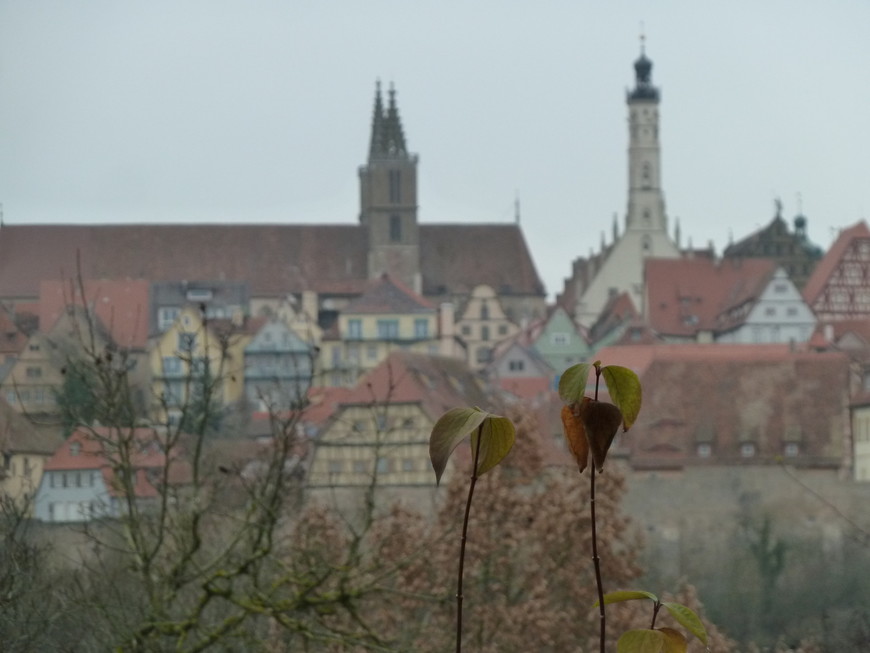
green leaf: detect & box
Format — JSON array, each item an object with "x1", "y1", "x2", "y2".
[
  {"x1": 595, "y1": 589, "x2": 658, "y2": 607},
  {"x1": 617, "y1": 629, "x2": 665, "y2": 653},
  {"x1": 662, "y1": 602, "x2": 708, "y2": 645},
  {"x1": 470, "y1": 414, "x2": 516, "y2": 477},
  {"x1": 658, "y1": 628, "x2": 688, "y2": 653},
  {"x1": 601, "y1": 364, "x2": 642, "y2": 430},
  {"x1": 558, "y1": 363, "x2": 591, "y2": 403},
  {"x1": 429, "y1": 407, "x2": 487, "y2": 485}
]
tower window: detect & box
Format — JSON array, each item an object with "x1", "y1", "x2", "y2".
[
  {"x1": 642, "y1": 162, "x2": 651, "y2": 188},
  {"x1": 389, "y1": 170, "x2": 401, "y2": 203},
  {"x1": 389, "y1": 215, "x2": 402, "y2": 242}
]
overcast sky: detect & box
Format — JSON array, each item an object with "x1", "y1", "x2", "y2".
[{"x1": 2, "y1": 2, "x2": 868, "y2": 299}]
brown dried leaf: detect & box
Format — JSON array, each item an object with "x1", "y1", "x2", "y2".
[
  {"x1": 578, "y1": 400, "x2": 623, "y2": 472},
  {"x1": 560, "y1": 402, "x2": 588, "y2": 472}
]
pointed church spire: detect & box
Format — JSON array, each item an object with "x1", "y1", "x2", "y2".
[
  {"x1": 368, "y1": 80, "x2": 385, "y2": 160},
  {"x1": 381, "y1": 82, "x2": 408, "y2": 158}
]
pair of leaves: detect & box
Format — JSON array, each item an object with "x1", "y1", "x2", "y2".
[
  {"x1": 598, "y1": 591, "x2": 707, "y2": 648},
  {"x1": 429, "y1": 407, "x2": 516, "y2": 485},
  {"x1": 558, "y1": 362, "x2": 642, "y2": 472}
]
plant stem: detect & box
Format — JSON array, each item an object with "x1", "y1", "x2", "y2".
[
  {"x1": 456, "y1": 423, "x2": 484, "y2": 653},
  {"x1": 591, "y1": 465, "x2": 606, "y2": 653},
  {"x1": 590, "y1": 364, "x2": 606, "y2": 653}
]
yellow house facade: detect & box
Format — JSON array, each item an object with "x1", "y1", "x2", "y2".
[
  {"x1": 322, "y1": 275, "x2": 439, "y2": 387},
  {"x1": 149, "y1": 307, "x2": 248, "y2": 425}
]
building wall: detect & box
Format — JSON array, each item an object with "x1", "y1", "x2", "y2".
[
  {"x1": 853, "y1": 404, "x2": 870, "y2": 481},
  {"x1": 532, "y1": 307, "x2": 589, "y2": 372},
  {"x1": 456, "y1": 285, "x2": 520, "y2": 371},
  {"x1": 717, "y1": 270, "x2": 817, "y2": 344},
  {"x1": 322, "y1": 311, "x2": 439, "y2": 386},
  {"x1": 33, "y1": 468, "x2": 112, "y2": 522},
  {"x1": 149, "y1": 308, "x2": 247, "y2": 423},
  {"x1": 308, "y1": 403, "x2": 439, "y2": 488},
  {"x1": 576, "y1": 230, "x2": 679, "y2": 328},
  {"x1": 1, "y1": 452, "x2": 48, "y2": 513},
  {"x1": 0, "y1": 333, "x2": 62, "y2": 415}
]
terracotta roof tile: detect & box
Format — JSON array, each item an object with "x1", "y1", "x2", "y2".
[
  {"x1": 43, "y1": 426, "x2": 190, "y2": 498},
  {"x1": 39, "y1": 279, "x2": 150, "y2": 349},
  {"x1": 337, "y1": 351, "x2": 494, "y2": 422},
  {"x1": 590, "y1": 344, "x2": 850, "y2": 468},
  {"x1": 0, "y1": 222, "x2": 545, "y2": 300},
  {"x1": 645, "y1": 257, "x2": 776, "y2": 337},
  {"x1": 343, "y1": 274, "x2": 434, "y2": 314},
  {"x1": 419, "y1": 224, "x2": 545, "y2": 297}
]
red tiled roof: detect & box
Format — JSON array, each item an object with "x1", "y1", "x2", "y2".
[
  {"x1": 38, "y1": 279, "x2": 150, "y2": 349},
  {"x1": 337, "y1": 351, "x2": 494, "y2": 422},
  {"x1": 43, "y1": 426, "x2": 190, "y2": 498},
  {"x1": 599, "y1": 344, "x2": 850, "y2": 469},
  {"x1": 0, "y1": 222, "x2": 545, "y2": 301},
  {"x1": 497, "y1": 377, "x2": 551, "y2": 400},
  {"x1": 645, "y1": 257, "x2": 776, "y2": 337},
  {"x1": 419, "y1": 224, "x2": 545, "y2": 297},
  {"x1": 802, "y1": 221, "x2": 870, "y2": 306},
  {"x1": 343, "y1": 274, "x2": 434, "y2": 314}
]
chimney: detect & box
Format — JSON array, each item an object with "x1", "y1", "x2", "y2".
[
  {"x1": 301, "y1": 291, "x2": 318, "y2": 323},
  {"x1": 439, "y1": 302, "x2": 456, "y2": 357},
  {"x1": 823, "y1": 323, "x2": 834, "y2": 343}
]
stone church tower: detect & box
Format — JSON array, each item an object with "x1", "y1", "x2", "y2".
[
  {"x1": 567, "y1": 43, "x2": 680, "y2": 327},
  {"x1": 358, "y1": 81, "x2": 422, "y2": 293},
  {"x1": 626, "y1": 43, "x2": 667, "y2": 234}
]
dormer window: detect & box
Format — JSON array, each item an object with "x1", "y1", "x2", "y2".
[{"x1": 70, "y1": 442, "x2": 81, "y2": 457}]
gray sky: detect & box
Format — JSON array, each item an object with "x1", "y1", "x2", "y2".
[{"x1": 2, "y1": 1, "x2": 868, "y2": 300}]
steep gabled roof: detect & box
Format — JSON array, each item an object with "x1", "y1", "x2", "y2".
[
  {"x1": 39, "y1": 279, "x2": 150, "y2": 349},
  {"x1": 342, "y1": 274, "x2": 434, "y2": 315},
  {"x1": 645, "y1": 257, "x2": 777, "y2": 337},
  {"x1": 0, "y1": 400, "x2": 63, "y2": 455},
  {"x1": 419, "y1": 224, "x2": 545, "y2": 297},
  {"x1": 802, "y1": 221, "x2": 870, "y2": 307},
  {"x1": 337, "y1": 351, "x2": 494, "y2": 422}
]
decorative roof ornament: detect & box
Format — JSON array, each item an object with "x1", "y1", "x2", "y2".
[{"x1": 628, "y1": 28, "x2": 659, "y2": 102}]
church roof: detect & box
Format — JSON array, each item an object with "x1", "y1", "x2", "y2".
[
  {"x1": 419, "y1": 224, "x2": 545, "y2": 297},
  {"x1": 0, "y1": 222, "x2": 545, "y2": 301}
]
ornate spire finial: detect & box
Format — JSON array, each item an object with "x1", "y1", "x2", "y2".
[
  {"x1": 640, "y1": 21, "x2": 646, "y2": 55},
  {"x1": 774, "y1": 197, "x2": 783, "y2": 218},
  {"x1": 514, "y1": 191, "x2": 521, "y2": 225},
  {"x1": 796, "y1": 192, "x2": 803, "y2": 214}
]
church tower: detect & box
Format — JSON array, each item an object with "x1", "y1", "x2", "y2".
[
  {"x1": 567, "y1": 41, "x2": 679, "y2": 328},
  {"x1": 625, "y1": 38, "x2": 667, "y2": 234},
  {"x1": 359, "y1": 81, "x2": 421, "y2": 293}
]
